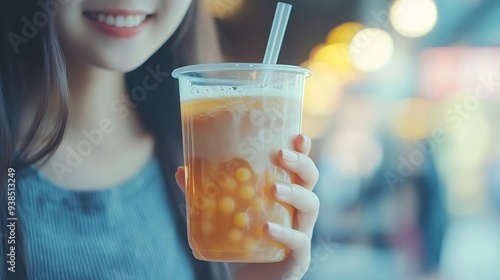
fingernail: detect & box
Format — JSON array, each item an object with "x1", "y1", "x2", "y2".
[
  {"x1": 282, "y1": 149, "x2": 298, "y2": 162},
  {"x1": 275, "y1": 183, "x2": 292, "y2": 196},
  {"x1": 267, "y1": 222, "x2": 283, "y2": 235},
  {"x1": 300, "y1": 133, "x2": 309, "y2": 145}
]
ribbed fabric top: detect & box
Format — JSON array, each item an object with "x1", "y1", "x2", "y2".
[{"x1": 12, "y1": 158, "x2": 195, "y2": 280}]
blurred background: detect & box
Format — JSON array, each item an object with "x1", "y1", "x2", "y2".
[{"x1": 202, "y1": 0, "x2": 500, "y2": 279}]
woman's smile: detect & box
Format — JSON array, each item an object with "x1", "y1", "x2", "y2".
[{"x1": 82, "y1": 10, "x2": 155, "y2": 38}]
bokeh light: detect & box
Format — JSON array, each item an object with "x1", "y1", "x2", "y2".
[
  {"x1": 312, "y1": 44, "x2": 352, "y2": 71},
  {"x1": 349, "y1": 28, "x2": 394, "y2": 72},
  {"x1": 300, "y1": 22, "x2": 368, "y2": 139},
  {"x1": 390, "y1": 0, "x2": 438, "y2": 38},
  {"x1": 302, "y1": 113, "x2": 335, "y2": 139},
  {"x1": 302, "y1": 61, "x2": 342, "y2": 116},
  {"x1": 446, "y1": 173, "x2": 485, "y2": 216},
  {"x1": 391, "y1": 98, "x2": 433, "y2": 139},
  {"x1": 310, "y1": 43, "x2": 358, "y2": 83},
  {"x1": 452, "y1": 115, "x2": 491, "y2": 171},
  {"x1": 326, "y1": 22, "x2": 364, "y2": 45},
  {"x1": 203, "y1": 0, "x2": 244, "y2": 19}
]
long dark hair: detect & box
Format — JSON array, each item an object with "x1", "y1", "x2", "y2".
[{"x1": 1, "y1": 0, "x2": 223, "y2": 279}]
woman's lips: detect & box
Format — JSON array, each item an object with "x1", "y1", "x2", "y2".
[{"x1": 83, "y1": 10, "x2": 153, "y2": 39}]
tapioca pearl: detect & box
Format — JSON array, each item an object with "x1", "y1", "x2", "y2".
[
  {"x1": 235, "y1": 167, "x2": 251, "y2": 183},
  {"x1": 218, "y1": 197, "x2": 235, "y2": 214},
  {"x1": 223, "y1": 177, "x2": 237, "y2": 191},
  {"x1": 243, "y1": 237, "x2": 258, "y2": 251},
  {"x1": 239, "y1": 185, "x2": 256, "y2": 200},
  {"x1": 229, "y1": 228, "x2": 243, "y2": 243},
  {"x1": 233, "y1": 212, "x2": 250, "y2": 228},
  {"x1": 201, "y1": 221, "x2": 214, "y2": 234},
  {"x1": 250, "y1": 198, "x2": 263, "y2": 212}
]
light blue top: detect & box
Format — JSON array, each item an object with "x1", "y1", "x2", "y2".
[{"x1": 7, "y1": 158, "x2": 195, "y2": 280}]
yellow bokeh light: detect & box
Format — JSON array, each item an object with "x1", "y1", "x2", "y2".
[
  {"x1": 392, "y1": 98, "x2": 433, "y2": 139},
  {"x1": 349, "y1": 28, "x2": 394, "y2": 72},
  {"x1": 203, "y1": 0, "x2": 244, "y2": 19},
  {"x1": 390, "y1": 0, "x2": 438, "y2": 38},
  {"x1": 302, "y1": 113, "x2": 334, "y2": 139},
  {"x1": 326, "y1": 22, "x2": 364, "y2": 45},
  {"x1": 312, "y1": 43, "x2": 353, "y2": 70},
  {"x1": 309, "y1": 43, "x2": 360, "y2": 83},
  {"x1": 308, "y1": 44, "x2": 326, "y2": 60},
  {"x1": 302, "y1": 62, "x2": 342, "y2": 117}
]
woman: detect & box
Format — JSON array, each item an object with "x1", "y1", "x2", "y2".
[{"x1": 0, "y1": 0, "x2": 320, "y2": 279}]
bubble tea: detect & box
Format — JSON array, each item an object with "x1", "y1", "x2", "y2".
[{"x1": 172, "y1": 64, "x2": 310, "y2": 262}]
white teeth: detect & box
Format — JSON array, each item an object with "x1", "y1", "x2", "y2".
[
  {"x1": 89, "y1": 12, "x2": 148, "y2": 28},
  {"x1": 134, "y1": 15, "x2": 142, "y2": 26},
  {"x1": 125, "y1": 15, "x2": 135, "y2": 27},
  {"x1": 115, "y1": 15, "x2": 125, "y2": 27},
  {"x1": 105, "y1": 15, "x2": 114, "y2": 25}
]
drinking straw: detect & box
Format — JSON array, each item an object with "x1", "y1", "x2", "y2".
[{"x1": 262, "y1": 2, "x2": 292, "y2": 64}]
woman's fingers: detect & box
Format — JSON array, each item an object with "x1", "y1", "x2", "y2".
[
  {"x1": 272, "y1": 182, "x2": 320, "y2": 237},
  {"x1": 278, "y1": 149, "x2": 319, "y2": 190},
  {"x1": 293, "y1": 133, "x2": 312, "y2": 156},
  {"x1": 266, "y1": 222, "x2": 310, "y2": 252},
  {"x1": 264, "y1": 222, "x2": 311, "y2": 274},
  {"x1": 175, "y1": 166, "x2": 186, "y2": 193}
]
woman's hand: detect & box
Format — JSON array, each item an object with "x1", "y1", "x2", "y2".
[{"x1": 175, "y1": 134, "x2": 320, "y2": 280}]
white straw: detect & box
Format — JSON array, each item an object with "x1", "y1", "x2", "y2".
[{"x1": 262, "y1": 2, "x2": 292, "y2": 64}]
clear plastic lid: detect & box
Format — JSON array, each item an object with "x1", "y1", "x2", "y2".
[{"x1": 172, "y1": 63, "x2": 311, "y2": 79}]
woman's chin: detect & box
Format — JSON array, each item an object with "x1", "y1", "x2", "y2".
[{"x1": 90, "y1": 57, "x2": 151, "y2": 73}]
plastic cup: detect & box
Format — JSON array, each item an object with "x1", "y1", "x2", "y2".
[{"x1": 172, "y1": 63, "x2": 311, "y2": 262}]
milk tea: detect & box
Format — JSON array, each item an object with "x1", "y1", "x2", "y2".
[{"x1": 181, "y1": 94, "x2": 301, "y2": 262}]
